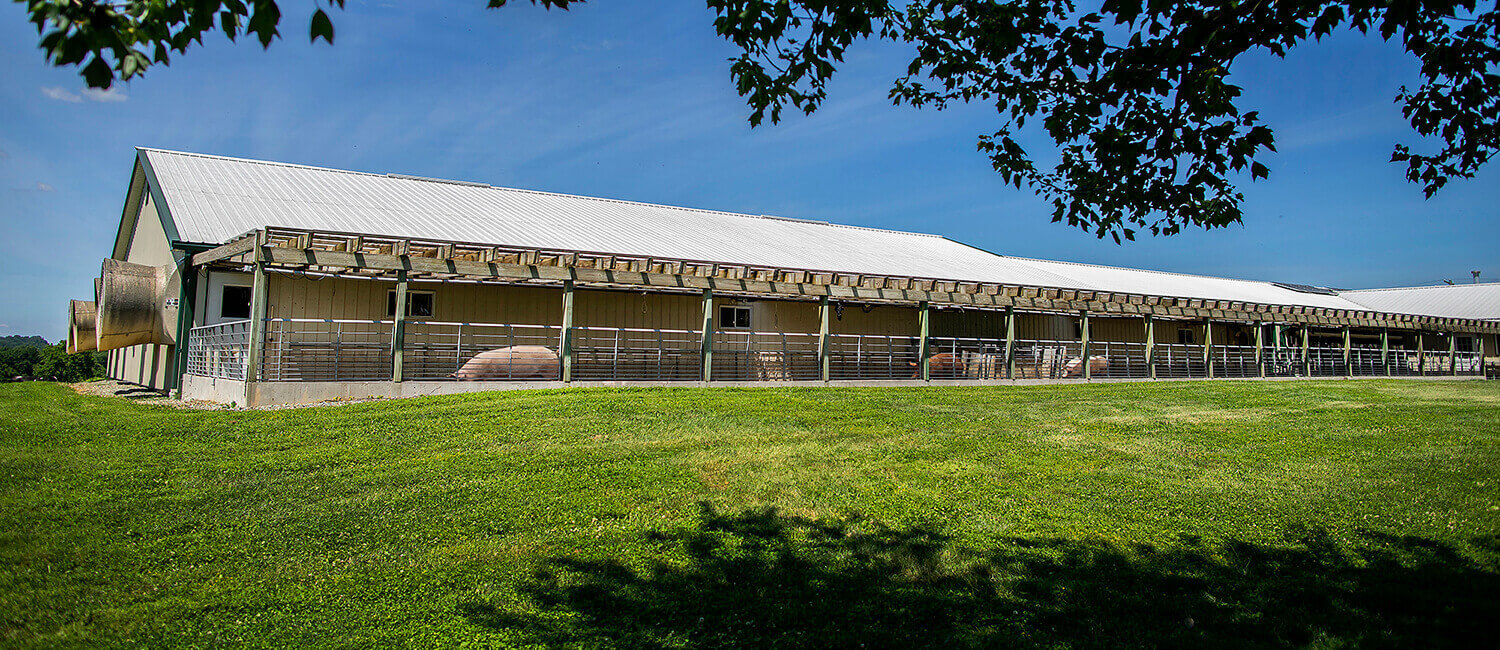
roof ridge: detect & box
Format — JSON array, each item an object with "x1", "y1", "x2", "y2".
[
  {"x1": 1343, "y1": 282, "x2": 1500, "y2": 293},
  {"x1": 998, "y1": 253, "x2": 1313, "y2": 290},
  {"x1": 139, "y1": 147, "x2": 944, "y2": 240}
]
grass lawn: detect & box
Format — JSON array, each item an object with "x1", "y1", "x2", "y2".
[{"x1": 1, "y1": 380, "x2": 1497, "y2": 647}]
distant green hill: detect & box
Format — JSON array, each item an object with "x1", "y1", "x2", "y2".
[{"x1": 0, "y1": 335, "x2": 49, "y2": 349}]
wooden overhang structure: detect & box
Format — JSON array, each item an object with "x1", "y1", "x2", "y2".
[
  {"x1": 169, "y1": 225, "x2": 1497, "y2": 390},
  {"x1": 191, "y1": 226, "x2": 1500, "y2": 335}
]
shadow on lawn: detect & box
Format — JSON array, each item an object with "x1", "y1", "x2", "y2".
[{"x1": 460, "y1": 504, "x2": 1497, "y2": 648}]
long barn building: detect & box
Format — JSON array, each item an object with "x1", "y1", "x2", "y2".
[{"x1": 69, "y1": 148, "x2": 1498, "y2": 406}]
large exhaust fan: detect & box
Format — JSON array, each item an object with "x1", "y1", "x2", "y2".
[{"x1": 95, "y1": 259, "x2": 180, "y2": 351}]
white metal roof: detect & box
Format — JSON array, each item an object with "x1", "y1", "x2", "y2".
[
  {"x1": 1342, "y1": 283, "x2": 1500, "y2": 321},
  {"x1": 140, "y1": 147, "x2": 1376, "y2": 311}
]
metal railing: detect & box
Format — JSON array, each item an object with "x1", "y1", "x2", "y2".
[
  {"x1": 261, "y1": 318, "x2": 394, "y2": 381},
  {"x1": 1013, "y1": 339, "x2": 1086, "y2": 379},
  {"x1": 201, "y1": 317, "x2": 1487, "y2": 385},
  {"x1": 1264, "y1": 348, "x2": 1301, "y2": 377},
  {"x1": 1307, "y1": 345, "x2": 1345, "y2": 377},
  {"x1": 572, "y1": 326, "x2": 701, "y2": 381},
  {"x1": 186, "y1": 320, "x2": 252, "y2": 380},
  {"x1": 1090, "y1": 341, "x2": 1151, "y2": 379},
  {"x1": 1155, "y1": 343, "x2": 1207, "y2": 378},
  {"x1": 403, "y1": 321, "x2": 563, "y2": 380},
  {"x1": 827, "y1": 333, "x2": 920, "y2": 380},
  {"x1": 711, "y1": 330, "x2": 821, "y2": 381},
  {"x1": 1350, "y1": 347, "x2": 1384, "y2": 376},
  {"x1": 926, "y1": 336, "x2": 1007, "y2": 379},
  {"x1": 1456, "y1": 351, "x2": 1483, "y2": 375}
]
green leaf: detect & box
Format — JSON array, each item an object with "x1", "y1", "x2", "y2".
[{"x1": 310, "y1": 9, "x2": 334, "y2": 44}]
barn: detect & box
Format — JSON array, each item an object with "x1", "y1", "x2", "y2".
[{"x1": 68, "y1": 148, "x2": 1497, "y2": 406}]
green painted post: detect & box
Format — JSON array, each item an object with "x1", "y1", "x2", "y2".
[
  {"x1": 817, "y1": 296, "x2": 831, "y2": 382},
  {"x1": 1252, "y1": 323, "x2": 1261, "y2": 372},
  {"x1": 1449, "y1": 332, "x2": 1458, "y2": 376},
  {"x1": 699, "y1": 289, "x2": 714, "y2": 382},
  {"x1": 1145, "y1": 314, "x2": 1156, "y2": 380},
  {"x1": 1204, "y1": 317, "x2": 1214, "y2": 379},
  {"x1": 559, "y1": 279, "x2": 575, "y2": 382},
  {"x1": 918, "y1": 301, "x2": 931, "y2": 381},
  {"x1": 244, "y1": 231, "x2": 269, "y2": 383},
  {"x1": 1301, "y1": 326, "x2": 1311, "y2": 377},
  {"x1": 1080, "y1": 310, "x2": 1091, "y2": 380},
  {"x1": 1004, "y1": 306, "x2": 1017, "y2": 380},
  {"x1": 1417, "y1": 332, "x2": 1426, "y2": 377},
  {"x1": 1343, "y1": 325, "x2": 1352, "y2": 378},
  {"x1": 1381, "y1": 328, "x2": 1390, "y2": 377},
  {"x1": 172, "y1": 262, "x2": 198, "y2": 397},
  {"x1": 391, "y1": 270, "x2": 408, "y2": 382}
]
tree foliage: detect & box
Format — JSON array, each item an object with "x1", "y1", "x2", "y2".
[
  {"x1": 0, "y1": 340, "x2": 103, "y2": 381},
  {"x1": 20, "y1": 1, "x2": 1500, "y2": 241}
]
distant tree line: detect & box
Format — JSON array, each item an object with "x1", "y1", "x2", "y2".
[{"x1": 0, "y1": 337, "x2": 107, "y2": 382}]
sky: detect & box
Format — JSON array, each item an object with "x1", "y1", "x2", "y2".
[{"x1": 1, "y1": 1, "x2": 1496, "y2": 341}]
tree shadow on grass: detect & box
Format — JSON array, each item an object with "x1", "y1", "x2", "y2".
[{"x1": 459, "y1": 504, "x2": 1497, "y2": 648}]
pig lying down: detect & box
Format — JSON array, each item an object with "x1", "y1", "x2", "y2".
[
  {"x1": 1062, "y1": 355, "x2": 1109, "y2": 378},
  {"x1": 453, "y1": 345, "x2": 560, "y2": 380}
]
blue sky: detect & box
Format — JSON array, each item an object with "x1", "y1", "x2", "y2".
[{"x1": 1, "y1": 1, "x2": 1496, "y2": 340}]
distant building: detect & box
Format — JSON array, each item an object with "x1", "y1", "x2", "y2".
[{"x1": 71, "y1": 148, "x2": 1497, "y2": 406}]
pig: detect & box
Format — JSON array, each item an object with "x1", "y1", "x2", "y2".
[
  {"x1": 910, "y1": 352, "x2": 966, "y2": 379},
  {"x1": 1062, "y1": 355, "x2": 1109, "y2": 378},
  {"x1": 453, "y1": 345, "x2": 560, "y2": 380}
]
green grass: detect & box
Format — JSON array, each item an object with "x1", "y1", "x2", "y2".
[{"x1": 2, "y1": 380, "x2": 1497, "y2": 647}]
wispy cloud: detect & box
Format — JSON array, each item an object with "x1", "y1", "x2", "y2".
[
  {"x1": 81, "y1": 87, "x2": 128, "y2": 102},
  {"x1": 40, "y1": 86, "x2": 129, "y2": 103},
  {"x1": 40, "y1": 87, "x2": 82, "y2": 102},
  {"x1": 35, "y1": 183, "x2": 54, "y2": 192}
]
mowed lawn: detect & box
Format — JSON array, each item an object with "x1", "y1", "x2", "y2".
[{"x1": 1, "y1": 381, "x2": 1498, "y2": 647}]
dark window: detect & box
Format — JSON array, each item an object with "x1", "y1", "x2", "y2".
[
  {"x1": 1177, "y1": 329, "x2": 1195, "y2": 345},
  {"x1": 387, "y1": 290, "x2": 435, "y2": 318},
  {"x1": 1457, "y1": 337, "x2": 1474, "y2": 352},
  {"x1": 221, "y1": 285, "x2": 251, "y2": 319},
  {"x1": 718, "y1": 305, "x2": 751, "y2": 329}
]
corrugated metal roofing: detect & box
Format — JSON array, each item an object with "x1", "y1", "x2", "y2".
[
  {"x1": 140, "y1": 147, "x2": 1377, "y2": 311},
  {"x1": 1342, "y1": 283, "x2": 1500, "y2": 321}
]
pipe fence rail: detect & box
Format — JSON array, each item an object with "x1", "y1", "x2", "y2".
[
  {"x1": 572, "y1": 326, "x2": 702, "y2": 381},
  {"x1": 185, "y1": 317, "x2": 1492, "y2": 385},
  {"x1": 1155, "y1": 343, "x2": 1206, "y2": 379},
  {"x1": 926, "y1": 336, "x2": 1008, "y2": 380},
  {"x1": 826, "y1": 333, "x2": 921, "y2": 380},
  {"x1": 185, "y1": 320, "x2": 251, "y2": 380},
  {"x1": 404, "y1": 321, "x2": 563, "y2": 381},
  {"x1": 711, "y1": 330, "x2": 821, "y2": 381},
  {"x1": 261, "y1": 318, "x2": 394, "y2": 382}
]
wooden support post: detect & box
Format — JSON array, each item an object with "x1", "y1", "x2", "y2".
[
  {"x1": 241, "y1": 230, "x2": 270, "y2": 384},
  {"x1": 1204, "y1": 317, "x2": 1214, "y2": 379},
  {"x1": 918, "y1": 301, "x2": 931, "y2": 381},
  {"x1": 699, "y1": 288, "x2": 714, "y2": 382},
  {"x1": 391, "y1": 270, "x2": 408, "y2": 382},
  {"x1": 817, "y1": 296, "x2": 831, "y2": 382},
  {"x1": 1343, "y1": 325, "x2": 1352, "y2": 378},
  {"x1": 1381, "y1": 328, "x2": 1391, "y2": 377},
  {"x1": 172, "y1": 261, "x2": 198, "y2": 398},
  {"x1": 1004, "y1": 306, "x2": 1017, "y2": 380},
  {"x1": 1301, "y1": 326, "x2": 1311, "y2": 377},
  {"x1": 1080, "y1": 310, "x2": 1091, "y2": 380},
  {"x1": 245, "y1": 266, "x2": 269, "y2": 382},
  {"x1": 1254, "y1": 322, "x2": 1265, "y2": 378},
  {"x1": 1480, "y1": 334, "x2": 1489, "y2": 379},
  {"x1": 560, "y1": 279, "x2": 575, "y2": 382},
  {"x1": 1417, "y1": 332, "x2": 1426, "y2": 377},
  {"x1": 1449, "y1": 332, "x2": 1458, "y2": 376},
  {"x1": 1145, "y1": 315, "x2": 1156, "y2": 380}
]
